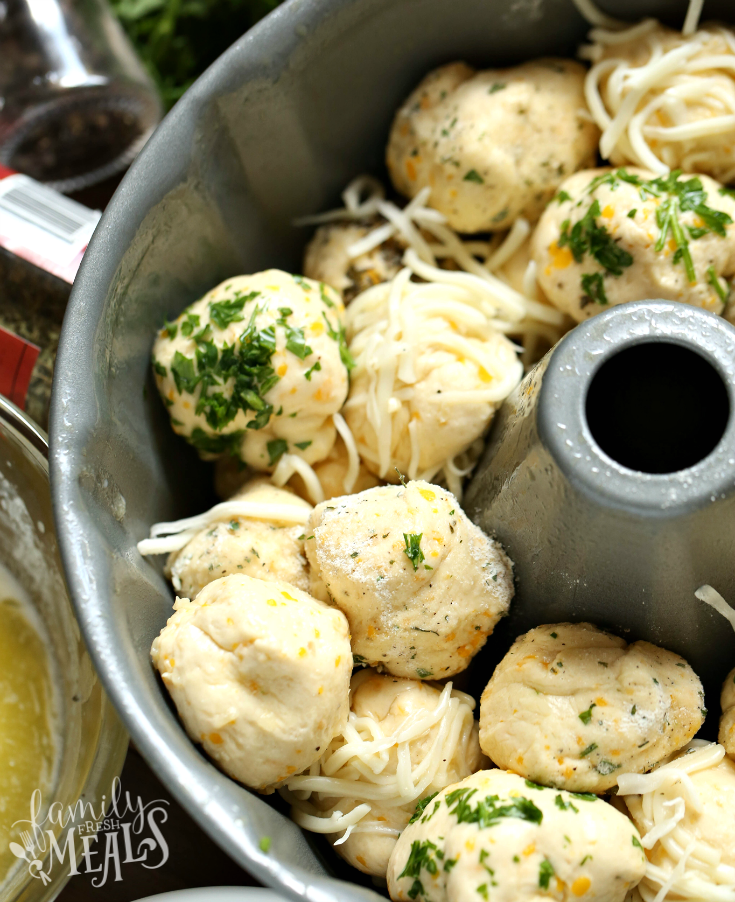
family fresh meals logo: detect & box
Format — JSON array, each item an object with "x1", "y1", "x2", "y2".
[{"x1": 9, "y1": 778, "x2": 170, "y2": 887}]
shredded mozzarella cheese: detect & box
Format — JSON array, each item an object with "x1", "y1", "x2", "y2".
[
  {"x1": 281, "y1": 680, "x2": 478, "y2": 842},
  {"x1": 271, "y1": 453, "x2": 325, "y2": 505},
  {"x1": 695, "y1": 584, "x2": 735, "y2": 634},
  {"x1": 580, "y1": 4, "x2": 735, "y2": 178},
  {"x1": 618, "y1": 742, "x2": 735, "y2": 901},
  {"x1": 137, "y1": 500, "x2": 311, "y2": 555}
]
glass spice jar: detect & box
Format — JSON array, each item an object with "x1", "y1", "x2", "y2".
[{"x1": 0, "y1": 0, "x2": 162, "y2": 193}]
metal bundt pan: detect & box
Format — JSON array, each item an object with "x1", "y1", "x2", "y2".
[{"x1": 49, "y1": 0, "x2": 735, "y2": 899}]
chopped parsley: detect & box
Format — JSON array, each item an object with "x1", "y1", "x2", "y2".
[
  {"x1": 579, "y1": 743, "x2": 598, "y2": 758},
  {"x1": 627, "y1": 208, "x2": 637, "y2": 218},
  {"x1": 554, "y1": 794, "x2": 578, "y2": 813},
  {"x1": 553, "y1": 190, "x2": 572, "y2": 205},
  {"x1": 162, "y1": 318, "x2": 178, "y2": 339},
  {"x1": 416, "y1": 668, "x2": 433, "y2": 678},
  {"x1": 259, "y1": 836, "x2": 271, "y2": 853},
  {"x1": 304, "y1": 360, "x2": 322, "y2": 381},
  {"x1": 539, "y1": 858, "x2": 555, "y2": 890},
  {"x1": 153, "y1": 360, "x2": 167, "y2": 378},
  {"x1": 632, "y1": 835, "x2": 643, "y2": 851},
  {"x1": 277, "y1": 307, "x2": 313, "y2": 360},
  {"x1": 321, "y1": 312, "x2": 355, "y2": 371},
  {"x1": 558, "y1": 199, "x2": 633, "y2": 275},
  {"x1": 579, "y1": 703, "x2": 597, "y2": 725},
  {"x1": 550, "y1": 631, "x2": 558, "y2": 639},
  {"x1": 294, "y1": 440, "x2": 312, "y2": 450},
  {"x1": 445, "y1": 787, "x2": 543, "y2": 828},
  {"x1": 267, "y1": 438, "x2": 288, "y2": 466},
  {"x1": 188, "y1": 428, "x2": 243, "y2": 456},
  {"x1": 581, "y1": 272, "x2": 608, "y2": 306},
  {"x1": 489, "y1": 82, "x2": 506, "y2": 93},
  {"x1": 408, "y1": 792, "x2": 439, "y2": 825},
  {"x1": 209, "y1": 291, "x2": 259, "y2": 330},
  {"x1": 708, "y1": 266, "x2": 729, "y2": 303},
  {"x1": 568, "y1": 791, "x2": 598, "y2": 801},
  {"x1": 631, "y1": 705, "x2": 637, "y2": 715},
  {"x1": 403, "y1": 533, "x2": 425, "y2": 571},
  {"x1": 444, "y1": 857, "x2": 458, "y2": 872},
  {"x1": 319, "y1": 283, "x2": 335, "y2": 308},
  {"x1": 180, "y1": 312, "x2": 201, "y2": 336},
  {"x1": 398, "y1": 839, "x2": 440, "y2": 900},
  {"x1": 595, "y1": 760, "x2": 621, "y2": 776},
  {"x1": 524, "y1": 780, "x2": 546, "y2": 791},
  {"x1": 464, "y1": 169, "x2": 484, "y2": 184}
]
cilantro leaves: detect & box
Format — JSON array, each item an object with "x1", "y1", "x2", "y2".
[{"x1": 209, "y1": 290, "x2": 260, "y2": 330}]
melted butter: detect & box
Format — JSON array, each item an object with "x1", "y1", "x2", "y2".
[{"x1": 0, "y1": 562, "x2": 57, "y2": 888}]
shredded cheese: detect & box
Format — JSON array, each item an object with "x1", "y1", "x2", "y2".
[
  {"x1": 271, "y1": 453, "x2": 325, "y2": 505},
  {"x1": 281, "y1": 678, "x2": 478, "y2": 843},
  {"x1": 137, "y1": 500, "x2": 311, "y2": 555},
  {"x1": 579, "y1": 4, "x2": 735, "y2": 180},
  {"x1": 695, "y1": 584, "x2": 735, "y2": 634},
  {"x1": 618, "y1": 741, "x2": 735, "y2": 902}
]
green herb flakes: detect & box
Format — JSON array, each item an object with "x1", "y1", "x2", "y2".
[
  {"x1": 409, "y1": 792, "x2": 440, "y2": 825},
  {"x1": 210, "y1": 291, "x2": 260, "y2": 330},
  {"x1": 259, "y1": 836, "x2": 271, "y2": 853},
  {"x1": 304, "y1": 360, "x2": 322, "y2": 381},
  {"x1": 554, "y1": 794, "x2": 578, "y2": 813},
  {"x1": 464, "y1": 169, "x2": 485, "y2": 184},
  {"x1": 581, "y1": 272, "x2": 608, "y2": 306},
  {"x1": 416, "y1": 668, "x2": 433, "y2": 678},
  {"x1": 294, "y1": 440, "x2": 312, "y2": 450},
  {"x1": 579, "y1": 703, "x2": 597, "y2": 725},
  {"x1": 539, "y1": 858, "x2": 555, "y2": 890},
  {"x1": 708, "y1": 266, "x2": 729, "y2": 303},
  {"x1": 445, "y1": 787, "x2": 543, "y2": 829},
  {"x1": 267, "y1": 438, "x2": 288, "y2": 466},
  {"x1": 403, "y1": 533, "x2": 425, "y2": 571},
  {"x1": 579, "y1": 743, "x2": 598, "y2": 758}
]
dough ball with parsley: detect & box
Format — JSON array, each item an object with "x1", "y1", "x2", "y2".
[
  {"x1": 386, "y1": 59, "x2": 598, "y2": 233},
  {"x1": 289, "y1": 668, "x2": 485, "y2": 878},
  {"x1": 165, "y1": 478, "x2": 312, "y2": 599},
  {"x1": 532, "y1": 167, "x2": 735, "y2": 322},
  {"x1": 288, "y1": 436, "x2": 383, "y2": 503},
  {"x1": 719, "y1": 666, "x2": 735, "y2": 758},
  {"x1": 303, "y1": 220, "x2": 406, "y2": 303},
  {"x1": 386, "y1": 769, "x2": 646, "y2": 902},
  {"x1": 479, "y1": 623, "x2": 705, "y2": 794},
  {"x1": 151, "y1": 270, "x2": 350, "y2": 470},
  {"x1": 151, "y1": 573, "x2": 352, "y2": 793},
  {"x1": 303, "y1": 480, "x2": 514, "y2": 680}
]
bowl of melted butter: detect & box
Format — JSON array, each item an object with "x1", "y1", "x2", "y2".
[{"x1": 0, "y1": 397, "x2": 127, "y2": 902}]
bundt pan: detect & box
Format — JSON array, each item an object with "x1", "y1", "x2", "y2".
[{"x1": 49, "y1": 0, "x2": 735, "y2": 900}]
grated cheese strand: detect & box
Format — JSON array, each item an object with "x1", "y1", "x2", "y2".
[
  {"x1": 332, "y1": 413, "x2": 360, "y2": 494},
  {"x1": 695, "y1": 584, "x2": 735, "y2": 635}
]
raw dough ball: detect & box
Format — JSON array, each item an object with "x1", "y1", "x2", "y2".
[
  {"x1": 344, "y1": 287, "x2": 522, "y2": 486},
  {"x1": 386, "y1": 59, "x2": 598, "y2": 233},
  {"x1": 151, "y1": 573, "x2": 351, "y2": 792},
  {"x1": 386, "y1": 769, "x2": 646, "y2": 902},
  {"x1": 152, "y1": 270, "x2": 349, "y2": 469},
  {"x1": 303, "y1": 220, "x2": 406, "y2": 303},
  {"x1": 479, "y1": 623, "x2": 705, "y2": 793},
  {"x1": 622, "y1": 742, "x2": 735, "y2": 901},
  {"x1": 304, "y1": 480, "x2": 514, "y2": 679},
  {"x1": 165, "y1": 478, "x2": 311, "y2": 598},
  {"x1": 532, "y1": 167, "x2": 735, "y2": 322},
  {"x1": 719, "y1": 666, "x2": 735, "y2": 757},
  {"x1": 293, "y1": 669, "x2": 485, "y2": 878}
]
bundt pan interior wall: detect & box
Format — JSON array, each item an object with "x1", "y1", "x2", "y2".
[{"x1": 49, "y1": 1, "x2": 735, "y2": 901}]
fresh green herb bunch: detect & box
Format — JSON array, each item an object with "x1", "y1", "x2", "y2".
[{"x1": 112, "y1": 0, "x2": 285, "y2": 107}]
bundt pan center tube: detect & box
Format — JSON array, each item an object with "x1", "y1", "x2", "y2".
[{"x1": 465, "y1": 299, "x2": 735, "y2": 705}]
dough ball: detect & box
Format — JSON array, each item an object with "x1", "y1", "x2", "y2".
[
  {"x1": 719, "y1": 666, "x2": 735, "y2": 758},
  {"x1": 386, "y1": 769, "x2": 646, "y2": 902},
  {"x1": 386, "y1": 59, "x2": 598, "y2": 233},
  {"x1": 288, "y1": 436, "x2": 383, "y2": 503},
  {"x1": 303, "y1": 220, "x2": 406, "y2": 303},
  {"x1": 292, "y1": 669, "x2": 485, "y2": 877},
  {"x1": 165, "y1": 478, "x2": 311, "y2": 598},
  {"x1": 532, "y1": 167, "x2": 735, "y2": 322},
  {"x1": 622, "y1": 741, "x2": 735, "y2": 901},
  {"x1": 151, "y1": 573, "x2": 351, "y2": 792},
  {"x1": 479, "y1": 623, "x2": 705, "y2": 793},
  {"x1": 151, "y1": 270, "x2": 349, "y2": 469},
  {"x1": 590, "y1": 23, "x2": 735, "y2": 183},
  {"x1": 344, "y1": 289, "x2": 522, "y2": 486},
  {"x1": 304, "y1": 480, "x2": 514, "y2": 679}
]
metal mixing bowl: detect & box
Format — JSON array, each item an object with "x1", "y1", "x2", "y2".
[
  {"x1": 0, "y1": 397, "x2": 127, "y2": 902},
  {"x1": 49, "y1": 1, "x2": 735, "y2": 900}
]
